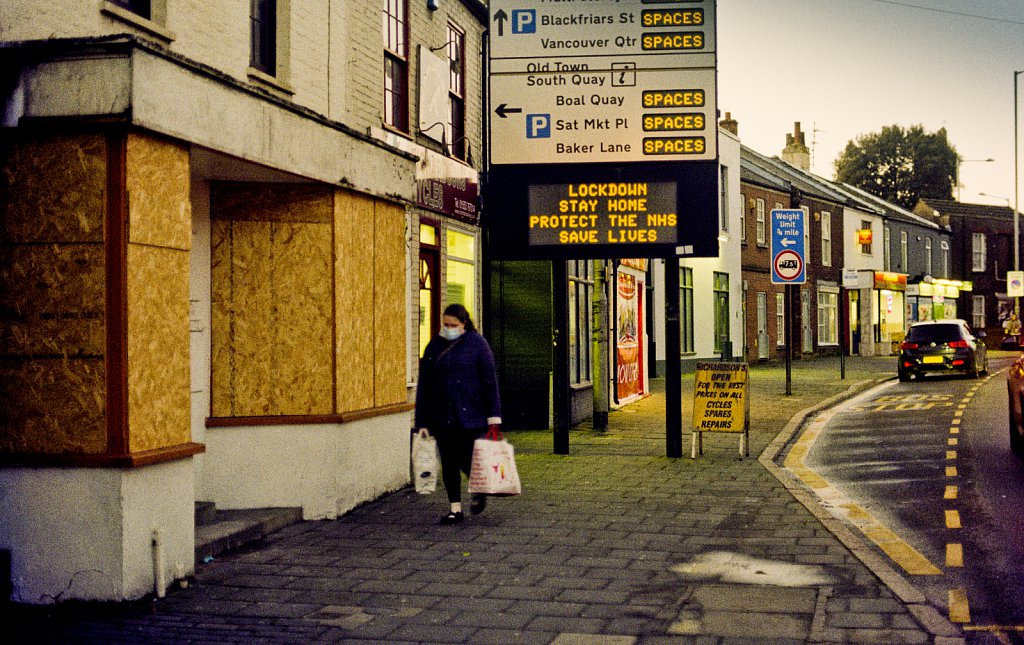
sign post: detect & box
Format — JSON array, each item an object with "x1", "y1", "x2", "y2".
[{"x1": 771, "y1": 209, "x2": 806, "y2": 395}]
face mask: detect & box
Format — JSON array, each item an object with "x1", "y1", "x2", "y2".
[{"x1": 440, "y1": 327, "x2": 464, "y2": 342}]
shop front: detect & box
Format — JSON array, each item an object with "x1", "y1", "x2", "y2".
[
  {"x1": 906, "y1": 278, "x2": 966, "y2": 324},
  {"x1": 873, "y1": 271, "x2": 907, "y2": 354}
]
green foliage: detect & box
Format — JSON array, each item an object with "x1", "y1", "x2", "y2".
[{"x1": 834, "y1": 125, "x2": 958, "y2": 209}]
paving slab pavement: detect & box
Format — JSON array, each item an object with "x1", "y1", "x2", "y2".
[{"x1": 6, "y1": 356, "x2": 968, "y2": 644}]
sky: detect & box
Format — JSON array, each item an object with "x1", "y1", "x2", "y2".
[{"x1": 716, "y1": 0, "x2": 1024, "y2": 208}]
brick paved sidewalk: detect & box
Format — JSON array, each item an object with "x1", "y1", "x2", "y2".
[{"x1": 7, "y1": 356, "x2": 968, "y2": 644}]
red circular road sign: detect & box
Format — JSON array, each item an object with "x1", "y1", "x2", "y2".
[{"x1": 773, "y1": 249, "x2": 803, "y2": 281}]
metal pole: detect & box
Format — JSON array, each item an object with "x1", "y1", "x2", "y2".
[
  {"x1": 665, "y1": 256, "x2": 683, "y2": 458},
  {"x1": 840, "y1": 286, "x2": 846, "y2": 380},
  {"x1": 1016, "y1": 71, "x2": 1021, "y2": 316},
  {"x1": 785, "y1": 283, "x2": 793, "y2": 396}
]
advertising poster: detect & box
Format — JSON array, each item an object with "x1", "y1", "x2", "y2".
[{"x1": 615, "y1": 267, "x2": 645, "y2": 403}]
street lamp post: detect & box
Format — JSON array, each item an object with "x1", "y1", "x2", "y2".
[
  {"x1": 1016, "y1": 71, "x2": 1022, "y2": 314},
  {"x1": 956, "y1": 158, "x2": 994, "y2": 201}
]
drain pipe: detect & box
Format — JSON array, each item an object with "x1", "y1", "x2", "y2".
[{"x1": 152, "y1": 529, "x2": 165, "y2": 598}]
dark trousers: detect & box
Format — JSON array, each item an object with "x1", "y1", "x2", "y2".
[{"x1": 434, "y1": 424, "x2": 482, "y2": 503}]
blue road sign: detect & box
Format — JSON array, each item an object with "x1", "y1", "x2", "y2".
[{"x1": 771, "y1": 209, "x2": 806, "y2": 284}]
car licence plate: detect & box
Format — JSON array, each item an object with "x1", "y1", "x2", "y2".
[{"x1": 922, "y1": 356, "x2": 944, "y2": 364}]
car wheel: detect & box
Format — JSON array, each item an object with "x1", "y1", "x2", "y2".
[
  {"x1": 1011, "y1": 388, "x2": 1024, "y2": 457},
  {"x1": 969, "y1": 361, "x2": 980, "y2": 379},
  {"x1": 980, "y1": 357, "x2": 988, "y2": 376},
  {"x1": 898, "y1": 369, "x2": 911, "y2": 382}
]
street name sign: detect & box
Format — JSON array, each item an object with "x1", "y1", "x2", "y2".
[{"x1": 770, "y1": 209, "x2": 806, "y2": 284}]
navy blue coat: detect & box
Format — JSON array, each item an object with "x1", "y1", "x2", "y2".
[{"x1": 415, "y1": 330, "x2": 501, "y2": 432}]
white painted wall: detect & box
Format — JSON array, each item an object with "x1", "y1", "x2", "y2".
[
  {"x1": 653, "y1": 128, "x2": 744, "y2": 364},
  {"x1": 201, "y1": 413, "x2": 412, "y2": 520},
  {"x1": 0, "y1": 461, "x2": 194, "y2": 603},
  {"x1": 843, "y1": 207, "x2": 884, "y2": 272}
]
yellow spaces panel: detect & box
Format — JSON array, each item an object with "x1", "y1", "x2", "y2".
[
  {"x1": 125, "y1": 133, "x2": 191, "y2": 250},
  {"x1": 227, "y1": 220, "x2": 275, "y2": 416},
  {"x1": 0, "y1": 133, "x2": 106, "y2": 244},
  {"x1": 373, "y1": 199, "x2": 408, "y2": 407},
  {"x1": 126, "y1": 245, "x2": 191, "y2": 452},
  {"x1": 270, "y1": 222, "x2": 333, "y2": 415},
  {"x1": 335, "y1": 189, "x2": 376, "y2": 413}
]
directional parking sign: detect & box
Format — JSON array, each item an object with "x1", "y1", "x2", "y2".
[{"x1": 771, "y1": 209, "x2": 805, "y2": 284}]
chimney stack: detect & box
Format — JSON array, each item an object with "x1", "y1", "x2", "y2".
[
  {"x1": 719, "y1": 111, "x2": 738, "y2": 136},
  {"x1": 782, "y1": 122, "x2": 810, "y2": 171}
]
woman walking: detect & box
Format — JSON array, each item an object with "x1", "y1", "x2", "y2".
[{"x1": 415, "y1": 304, "x2": 502, "y2": 524}]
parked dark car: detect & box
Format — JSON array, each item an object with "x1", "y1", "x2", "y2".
[
  {"x1": 1009, "y1": 354, "x2": 1024, "y2": 456},
  {"x1": 897, "y1": 319, "x2": 987, "y2": 381}
]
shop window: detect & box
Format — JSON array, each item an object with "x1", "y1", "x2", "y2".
[
  {"x1": 713, "y1": 272, "x2": 729, "y2": 353},
  {"x1": 446, "y1": 229, "x2": 476, "y2": 318},
  {"x1": 568, "y1": 261, "x2": 593, "y2": 385},
  {"x1": 383, "y1": 0, "x2": 409, "y2": 131},
  {"x1": 817, "y1": 289, "x2": 838, "y2": 345},
  {"x1": 680, "y1": 267, "x2": 694, "y2": 353}
]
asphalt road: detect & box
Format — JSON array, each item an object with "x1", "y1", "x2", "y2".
[{"x1": 798, "y1": 354, "x2": 1024, "y2": 642}]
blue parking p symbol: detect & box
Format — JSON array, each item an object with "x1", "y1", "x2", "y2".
[
  {"x1": 512, "y1": 9, "x2": 536, "y2": 34},
  {"x1": 527, "y1": 114, "x2": 551, "y2": 139}
]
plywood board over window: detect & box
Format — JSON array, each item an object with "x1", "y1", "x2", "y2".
[
  {"x1": 0, "y1": 133, "x2": 108, "y2": 454},
  {"x1": 210, "y1": 183, "x2": 334, "y2": 417},
  {"x1": 125, "y1": 133, "x2": 192, "y2": 453}
]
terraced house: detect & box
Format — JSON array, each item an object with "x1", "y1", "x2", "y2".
[{"x1": 0, "y1": 0, "x2": 488, "y2": 602}]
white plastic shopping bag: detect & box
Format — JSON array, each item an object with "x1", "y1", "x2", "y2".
[
  {"x1": 412, "y1": 429, "x2": 438, "y2": 494},
  {"x1": 468, "y1": 427, "x2": 522, "y2": 496}
]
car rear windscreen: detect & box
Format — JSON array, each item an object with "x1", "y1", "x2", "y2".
[{"x1": 906, "y1": 324, "x2": 962, "y2": 343}]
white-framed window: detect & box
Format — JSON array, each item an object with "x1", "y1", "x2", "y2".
[
  {"x1": 860, "y1": 220, "x2": 872, "y2": 255},
  {"x1": 568, "y1": 261, "x2": 593, "y2": 386},
  {"x1": 972, "y1": 295, "x2": 986, "y2": 328},
  {"x1": 776, "y1": 292, "x2": 785, "y2": 346},
  {"x1": 924, "y1": 237, "x2": 932, "y2": 275},
  {"x1": 972, "y1": 233, "x2": 986, "y2": 272},
  {"x1": 719, "y1": 166, "x2": 729, "y2": 233},
  {"x1": 900, "y1": 230, "x2": 908, "y2": 271},
  {"x1": 739, "y1": 195, "x2": 747, "y2": 242},
  {"x1": 383, "y1": 0, "x2": 410, "y2": 131},
  {"x1": 680, "y1": 267, "x2": 694, "y2": 353},
  {"x1": 821, "y1": 211, "x2": 832, "y2": 267},
  {"x1": 883, "y1": 226, "x2": 891, "y2": 270},
  {"x1": 940, "y1": 240, "x2": 950, "y2": 277},
  {"x1": 817, "y1": 288, "x2": 839, "y2": 345},
  {"x1": 446, "y1": 23, "x2": 466, "y2": 160},
  {"x1": 446, "y1": 229, "x2": 476, "y2": 319},
  {"x1": 755, "y1": 198, "x2": 766, "y2": 244}
]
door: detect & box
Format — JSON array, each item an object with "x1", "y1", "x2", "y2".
[
  {"x1": 757, "y1": 292, "x2": 769, "y2": 359},
  {"x1": 849, "y1": 290, "x2": 861, "y2": 355}
]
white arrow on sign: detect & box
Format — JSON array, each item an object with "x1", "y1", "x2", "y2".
[{"x1": 781, "y1": 238, "x2": 796, "y2": 247}]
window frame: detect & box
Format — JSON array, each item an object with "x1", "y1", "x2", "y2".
[
  {"x1": 755, "y1": 198, "x2": 766, "y2": 245},
  {"x1": 446, "y1": 23, "x2": 466, "y2": 160},
  {"x1": 713, "y1": 272, "x2": 730, "y2": 353},
  {"x1": 250, "y1": 0, "x2": 277, "y2": 76},
  {"x1": 924, "y1": 236, "x2": 932, "y2": 275},
  {"x1": 776, "y1": 292, "x2": 785, "y2": 346},
  {"x1": 972, "y1": 232, "x2": 986, "y2": 272},
  {"x1": 900, "y1": 230, "x2": 908, "y2": 271},
  {"x1": 821, "y1": 211, "x2": 832, "y2": 267},
  {"x1": 883, "y1": 226, "x2": 891, "y2": 270},
  {"x1": 568, "y1": 261, "x2": 593, "y2": 386},
  {"x1": 972, "y1": 294, "x2": 986, "y2": 328},
  {"x1": 680, "y1": 267, "x2": 694, "y2": 354},
  {"x1": 817, "y1": 288, "x2": 839, "y2": 345},
  {"x1": 940, "y1": 240, "x2": 950, "y2": 277},
  {"x1": 383, "y1": 0, "x2": 410, "y2": 132},
  {"x1": 859, "y1": 220, "x2": 872, "y2": 255}
]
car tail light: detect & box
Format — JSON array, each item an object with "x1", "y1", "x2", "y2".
[
  {"x1": 952, "y1": 359, "x2": 965, "y2": 366},
  {"x1": 900, "y1": 342, "x2": 919, "y2": 350},
  {"x1": 948, "y1": 340, "x2": 969, "y2": 348},
  {"x1": 902, "y1": 361, "x2": 914, "y2": 368}
]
